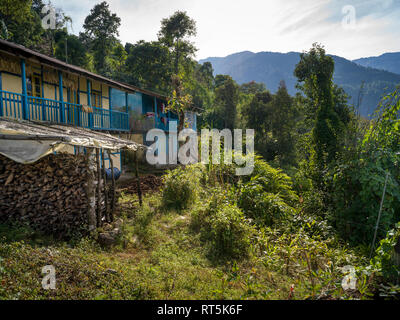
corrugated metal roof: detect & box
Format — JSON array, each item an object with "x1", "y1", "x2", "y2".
[
  {"x1": 0, "y1": 39, "x2": 168, "y2": 100},
  {"x1": 0, "y1": 117, "x2": 146, "y2": 151}
]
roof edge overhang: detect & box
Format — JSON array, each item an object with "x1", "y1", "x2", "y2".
[{"x1": 0, "y1": 39, "x2": 168, "y2": 100}]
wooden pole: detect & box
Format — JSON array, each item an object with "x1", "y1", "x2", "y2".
[
  {"x1": 108, "y1": 150, "x2": 115, "y2": 222},
  {"x1": 101, "y1": 149, "x2": 109, "y2": 223},
  {"x1": 95, "y1": 148, "x2": 101, "y2": 228},
  {"x1": 135, "y1": 151, "x2": 143, "y2": 207},
  {"x1": 370, "y1": 172, "x2": 390, "y2": 258},
  {"x1": 85, "y1": 148, "x2": 97, "y2": 232}
]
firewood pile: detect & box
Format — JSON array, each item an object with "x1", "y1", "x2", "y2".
[
  {"x1": 118, "y1": 175, "x2": 163, "y2": 195},
  {"x1": 0, "y1": 153, "x2": 91, "y2": 237}
]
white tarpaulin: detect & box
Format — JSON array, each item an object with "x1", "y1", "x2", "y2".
[
  {"x1": 0, "y1": 139, "x2": 64, "y2": 164},
  {"x1": 0, "y1": 118, "x2": 146, "y2": 164}
]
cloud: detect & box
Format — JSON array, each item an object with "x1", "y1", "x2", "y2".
[{"x1": 50, "y1": 0, "x2": 400, "y2": 60}]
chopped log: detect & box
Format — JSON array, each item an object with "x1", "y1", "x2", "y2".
[
  {"x1": 86, "y1": 148, "x2": 97, "y2": 232},
  {"x1": 96, "y1": 148, "x2": 102, "y2": 228},
  {"x1": 0, "y1": 152, "x2": 94, "y2": 237},
  {"x1": 108, "y1": 150, "x2": 115, "y2": 222},
  {"x1": 102, "y1": 150, "x2": 109, "y2": 222}
]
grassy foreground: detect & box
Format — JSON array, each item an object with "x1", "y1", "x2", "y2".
[{"x1": 0, "y1": 187, "x2": 373, "y2": 300}]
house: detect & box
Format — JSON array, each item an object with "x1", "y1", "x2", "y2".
[{"x1": 0, "y1": 39, "x2": 197, "y2": 172}]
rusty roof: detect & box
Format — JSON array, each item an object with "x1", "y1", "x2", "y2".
[{"x1": 0, "y1": 39, "x2": 168, "y2": 100}]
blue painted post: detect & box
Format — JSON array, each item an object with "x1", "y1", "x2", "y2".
[
  {"x1": 100, "y1": 84, "x2": 104, "y2": 129},
  {"x1": 41, "y1": 66, "x2": 46, "y2": 121},
  {"x1": 124, "y1": 92, "x2": 128, "y2": 131},
  {"x1": 0, "y1": 72, "x2": 3, "y2": 117},
  {"x1": 21, "y1": 59, "x2": 29, "y2": 120},
  {"x1": 109, "y1": 87, "x2": 113, "y2": 129},
  {"x1": 58, "y1": 71, "x2": 64, "y2": 123},
  {"x1": 87, "y1": 79, "x2": 92, "y2": 128},
  {"x1": 153, "y1": 96, "x2": 158, "y2": 128},
  {"x1": 77, "y1": 77, "x2": 81, "y2": 127}
]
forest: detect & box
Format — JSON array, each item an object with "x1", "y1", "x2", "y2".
[{"x1": 0, "y1": 0, "x2": 400, "y2": 300}]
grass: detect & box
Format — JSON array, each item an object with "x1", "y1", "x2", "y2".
[{"x1": 0, "y1": 189, "x2": 373, "y2": 300}]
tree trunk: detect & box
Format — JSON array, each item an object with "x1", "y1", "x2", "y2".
[
  {"x1": 102, "y1": 150, "x2": 109, "y2": 222},
  {"x1": 95, "y1": 148, "x2": 102, "y2": 228},
  {"x1": 107, "y1": 150, "x2": 115, "y2": 222},
  {"x1": 86, "y1": 148, "x2": 97, "y2": 232}
]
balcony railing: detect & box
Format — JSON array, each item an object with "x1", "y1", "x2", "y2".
[{"x1": 0, "y1": 90, "x2": 129, "y2": 131}]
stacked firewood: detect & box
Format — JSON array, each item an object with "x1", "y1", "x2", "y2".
[{"x1": 0, "y1": 153, "x2": 91, "y2": 237}]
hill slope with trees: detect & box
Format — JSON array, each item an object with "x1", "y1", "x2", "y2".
[
  {"x1": 354, "y1": 52, "x2": 400, "y2": 75},
  {"x1": 200, "y1": 51, "x2": 400, "y2": 117}
]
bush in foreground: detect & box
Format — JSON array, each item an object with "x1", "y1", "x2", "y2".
[
  {"x1": 209, "y1": 203, "x2": 255, "y2": 259},
  {"x1": 161, "y1": 165, "x2": 203, "y2": 210}
]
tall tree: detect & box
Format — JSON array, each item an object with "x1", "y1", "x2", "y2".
[
  {"x1": 242, "y1": 90, "x2": 273, "y2": 160},
  {"x1": 33, "y1": 1, "x2": 72, "y2": 56},
  {"x1": 240, "y1": 81, "x2": 266, "y2": 95},
  {"x1": 125, "y1": 40, "x2": 172, "y2": 93},
  {"x1": 158, "y1": 11, "x2": 197, "y2": 75},
  {"x1": 0, "y1": 0, "x2": 43, "y2": 47},
  {"x1": 269, "y1": 81, "x2": 298, "y2": 167},
  {"x1": 294, "y1": 43, "x2": 344, "y2": 171},
  {"x1": 158, "y1": 11, "x2": 197, "y2": 132},
  {"x1": 54, "y1": 31, "x2": 90, "y2": 68},
  {"x1": 81, "y1": 1, "x2": 121, "y2": 75},
  {"x1": 214, "y1": 75, "x2": 239, "y2": 130}
]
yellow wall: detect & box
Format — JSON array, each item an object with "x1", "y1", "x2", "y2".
[
  {"x1": 79, "y1": 77, "x2": 87, "y2": 92},
  {"x1": 1, "y1": 73, "x2": 22, "y2": 118},
  {"x1": 102, "y1": 98, "x2": 109, "y2": 109},
  {"x1": 2, "y1": 73, "x2": 22, "y2": 93},
  {"x1": 103, "y1": 85, "x2": 110, "y2": 98},
  {"x1": 102, "y1": 85, "x2": 110, "y2": 109},
  {"x1": 103, "y1": 152, "x2": 121, "y2": 171},
  {"x1": 43, "y1": 83, "x2": 56, "y2": 100},
  {"x1": 92, "y1": 80, "x2": 101, "y2": 92},
  {"x1": 80, "y1": 92, "x2": 88, "y2": 106}
]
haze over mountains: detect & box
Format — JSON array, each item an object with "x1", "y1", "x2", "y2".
[
  {"x1": 354, "y1": 53, "x2": 400, "y2": 75},
  {"x1": 200, "y1": 51, "x2": 400, "y2": 117}
]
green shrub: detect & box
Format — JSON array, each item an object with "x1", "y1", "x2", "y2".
[
  {"x1": 209, "y1": 204, "x2": 254, "y2": 259},
  {"x1": 162, "y1": 164, "x2": 203, "y2": 210},
  {"x1": 291, "y1": 166, "x2": 313, "y2": 194},
  {"x1": 334, "y1": 91, "x2": 400, "y2": 244},
  {"x1": 238, "y1": 177, "x2": 295, "y2": 226},
  {"x1": 243, "y1": 157, "x2": 299, "y2": 205},
  {"x1": 237, "y1": 158, "x2": 298, "y2": 227},
  {"x1": 371, "y1": 223, "x2": 400, "y2": 283},
  {"x1": 190, "y1": 187, "x2": 237, "y2": 233},
  {"x1": 332, "y1": 151, "x2": 400, "y2": 244},
  {"x1": 300, "y1": 189, "x2": 326, "y2": 218}
]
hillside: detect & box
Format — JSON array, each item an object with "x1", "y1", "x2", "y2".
[
  {"x1": 200, "y1": 51, "x2": 400, "y2": 117},
  {"x1": 354, "y1": 52, "x2": 400, "y2": 75}
]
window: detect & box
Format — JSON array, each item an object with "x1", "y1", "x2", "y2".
[
  {"x1": 27, "y1": 75, "x2": 42, "y2": 97},
  {"x1": 110, "y1": 88, "x2": 127, "y2": 112},
  {"x1": 91, "y1": 91, "x2": 101, "y2": 108}
]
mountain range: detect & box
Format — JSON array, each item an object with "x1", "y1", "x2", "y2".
[{"x1": 199, "y1": 51, "x2": 400, "y2": 117}]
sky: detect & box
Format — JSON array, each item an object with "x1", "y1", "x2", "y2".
[{"x1": 50, "y1": 0, "x2": 400, "y2": 60}]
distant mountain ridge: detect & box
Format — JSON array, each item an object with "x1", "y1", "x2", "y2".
[
  {"x1": 353, "y1": 52, "x2": 400, "y2": 75},
  {"x1": 200, "y1": 51, "x2": 400, "y2": 117}
]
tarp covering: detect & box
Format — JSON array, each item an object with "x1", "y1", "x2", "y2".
[{"x1": 0, "y1": 118, "x2": 146, "y2": 164}]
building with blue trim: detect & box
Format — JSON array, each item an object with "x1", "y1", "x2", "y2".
[{"x1": 0, "y1": 39, "x2": 197, "y2": 171}]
